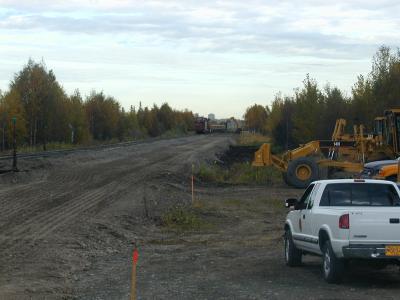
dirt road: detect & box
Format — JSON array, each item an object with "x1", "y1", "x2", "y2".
[
  {"x1": 140, "y1": 186, "x2": 400, "y2": 300},
  {"x1": 1, "y1": 134, "x2": 400, "y2": 299},
  {"x1": 0, "y1": 135, "x2": 232, "y2": 299}
]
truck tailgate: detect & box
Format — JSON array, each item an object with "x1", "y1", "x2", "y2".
[{"x1": 349, "y1": 208, "x2": 400, "y2": 243}]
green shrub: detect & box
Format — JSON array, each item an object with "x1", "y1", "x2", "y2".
[
  {"x1": 197, "y1": 163, "x2": 226, "y2": 182},
  {"x1": 160, "y1": 128, "x2": 188, "y2": 139},
  {"x1": 196, "y1": 162, "x2": 282, "y2": 185},
  {"x1": 161, "y1": 206, "x2": 207, "y2": 231}
]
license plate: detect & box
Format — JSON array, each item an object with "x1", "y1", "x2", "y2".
[{"x1": 385, "y1": 245, "x2": 400, "y2": 256}]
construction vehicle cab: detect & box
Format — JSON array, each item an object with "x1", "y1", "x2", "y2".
[
  {"x1": 383, "y1": 109, "x2": 400, "y2": 155},
  {"x1": 374, "y1": 117, "x2": 385, "y2": 137}
]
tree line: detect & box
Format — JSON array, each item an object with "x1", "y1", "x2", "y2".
[
  {"x1": 0, "y1": 59, "x2": 194, "y2": 151},
  {"x1": 244, "y1": 46, "x2": 400, "y2": 151}
]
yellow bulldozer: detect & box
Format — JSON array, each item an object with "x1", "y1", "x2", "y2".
[{"x1": 252, "y1": 109, "x2": 400, "y2": 188}]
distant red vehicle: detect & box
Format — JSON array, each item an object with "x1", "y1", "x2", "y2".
[{"x1": 195, "y1": 117, "x2": 210, "y2": 134}]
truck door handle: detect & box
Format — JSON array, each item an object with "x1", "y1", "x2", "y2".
[
  {"x1": 303, "y1": 214, "x2": 305, "y2": 219},
  {"x1": 390, "y1": 218, "x2": 399, "y2": 224}
]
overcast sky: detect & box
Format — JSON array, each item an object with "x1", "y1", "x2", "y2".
[{"x1": 0, "y1": 1, "x2": 399, "y2": 118}]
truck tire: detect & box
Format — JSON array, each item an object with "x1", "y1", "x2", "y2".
[
  {"x1": 286, "y1": 157, "x2": 319, "y2": 189},
  {"x1": 284, "y1": 229, "x2": 302, "y2": 266},
  {"x1": 322, "y1": 240, "x2": 344, "y2": 283}
]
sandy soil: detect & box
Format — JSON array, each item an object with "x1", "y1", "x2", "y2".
[{"x1": 0, "y1": 134, "x2": 399, "y2": 299}]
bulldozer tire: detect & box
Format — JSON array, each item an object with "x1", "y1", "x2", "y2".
[
  {"x1": 282, "y1": 172, "x2": 290, "y2": 185},
  {"x1": 286, "y1": 157, "x2": 319, "y2": 189}
]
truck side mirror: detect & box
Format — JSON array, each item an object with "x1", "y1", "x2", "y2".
[
  {"x1": 294, "y1": 202, "x2": 307, "y2": 210},
  {"x1": 285, "y1": 198, "x2": 298, "y2": 208}
]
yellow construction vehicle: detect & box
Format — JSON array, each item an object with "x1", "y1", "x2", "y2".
[{"x1": 252, "y1": 109, "x2": 400, "y2": 188}]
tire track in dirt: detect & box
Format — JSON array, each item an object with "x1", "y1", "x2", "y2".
[
  {"x1": 0, "y1": 184, "x2": 43, "y2": 205},
  {"x1": 0, "y1": 150, "x2": 184, "y2": 253},
  {"x1": 0, "y1": 151, "x2": 143, "y2": 225},
  {"x1": 0, "y1": 181, "x2": 80, "y2": 223},
  {"x1": 0, "y1": 135, "x2": 230, "y2": 256},
  {"x1": 0, "y1": 187, "x2": 109, "y2": 248},
  {"x1": 0, "y1": 135, "x2": 234, "y2": 299},
  {"x1": 0, "y1": 137, "x2": 200, "y2": 226}
]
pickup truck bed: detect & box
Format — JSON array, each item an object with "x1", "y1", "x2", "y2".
[{"x1": 283, "y1": 179, "x2": 400, "y2": 283}]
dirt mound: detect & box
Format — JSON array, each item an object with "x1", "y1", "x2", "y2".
[{"x1": 217, "y1": 145, "x2": 259, "y2": 166}]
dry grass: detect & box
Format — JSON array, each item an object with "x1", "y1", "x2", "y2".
[
  {"x1": 160, "y1": 206, "x2": 213, "y2": 232},
  {"x1": 238, "y1": 132, "x2": 270, "y2": 146},
  {"x1": 196, "y1": 162, "x2": 282, "y2": 185},
  {"x1": 221, "y1": 197, "x2": 285, "y2": 214}
]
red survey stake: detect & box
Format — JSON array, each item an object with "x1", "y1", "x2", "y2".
[{"x1": 133, "y1": 248, "x2": 139, "y2": 264}]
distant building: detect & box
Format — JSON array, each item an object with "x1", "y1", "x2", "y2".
[
  {"x1": 208, "y1": 113, "x2": 215, "y2": 120},
  {"x1": 226, "y1": 117, "x2": 240, "y2": 132}
]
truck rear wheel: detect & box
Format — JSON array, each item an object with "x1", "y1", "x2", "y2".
[
  {"x1": 284, "y1": 229, "x2": 302, "y2": 266},
  {"x1": 286, "y1": 157, "x2": 319, "y2": 189},
  {"x1": 322, "y1": 240, "x2": 344, "y2": 283}
]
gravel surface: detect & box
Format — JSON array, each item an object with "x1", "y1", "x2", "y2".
[{"x1": 0, "y1": 134, "x2": 399, "y2": 299}]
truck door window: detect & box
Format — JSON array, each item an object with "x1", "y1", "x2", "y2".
[
  {"x1": 320, "y1": 187, "x2": 329, "y2": 206},
  {"x1": 298, "y1": 184, "x2": 315, "y2": 209},
  {"x1": 306, "y1": 183, "x2": 320, "y2": 209}
]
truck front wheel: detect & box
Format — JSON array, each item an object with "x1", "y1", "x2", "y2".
[
  {"x1": 284, "y1": 229, "x2": 302, "y2": 266},
  {"x1": 322, "y1": 240, "x2": 344, "y2": 283}
]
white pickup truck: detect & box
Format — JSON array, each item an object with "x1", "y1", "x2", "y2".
[{"x1": 284, "y1": 179, "x2": 400, "y2": 283}]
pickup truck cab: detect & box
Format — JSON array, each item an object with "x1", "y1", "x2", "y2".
[{"x1": 284, "y1": 179, "x2": 400, "y2": 283}]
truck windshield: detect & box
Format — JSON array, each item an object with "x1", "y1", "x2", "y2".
[{"x1": 319, "y1": 183, "x2": 400, "y2": 206}]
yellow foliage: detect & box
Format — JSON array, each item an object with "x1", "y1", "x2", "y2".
[{"x1": 238, "y1": 132, "x2": 270, "y2": 145}]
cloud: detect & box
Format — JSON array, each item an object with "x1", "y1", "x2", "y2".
[
  {"x1": 0, "y1": 0, "x2": 398, "y2": 117},
  {"x1": 1, "y1": 0, "x2": 398, "y2": 60}
]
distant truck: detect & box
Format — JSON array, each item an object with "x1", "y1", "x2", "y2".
[
  {"x1": 284, "y1": 179, "x2": 400, "y2": 283},
  {"x1": 360, "y1": 159, "x2": 400, "y2": 182},
  {"x1": 195, "y1": 117, "x2": 210, "y2": 134}
]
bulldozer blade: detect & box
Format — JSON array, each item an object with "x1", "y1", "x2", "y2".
[{"x1": 252, "y1": 143, "x2": 271, "y2": 167}]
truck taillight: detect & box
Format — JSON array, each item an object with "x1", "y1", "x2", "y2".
[{"x1": 339, "y1": 214, "x2": 350, "y2": 229}]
